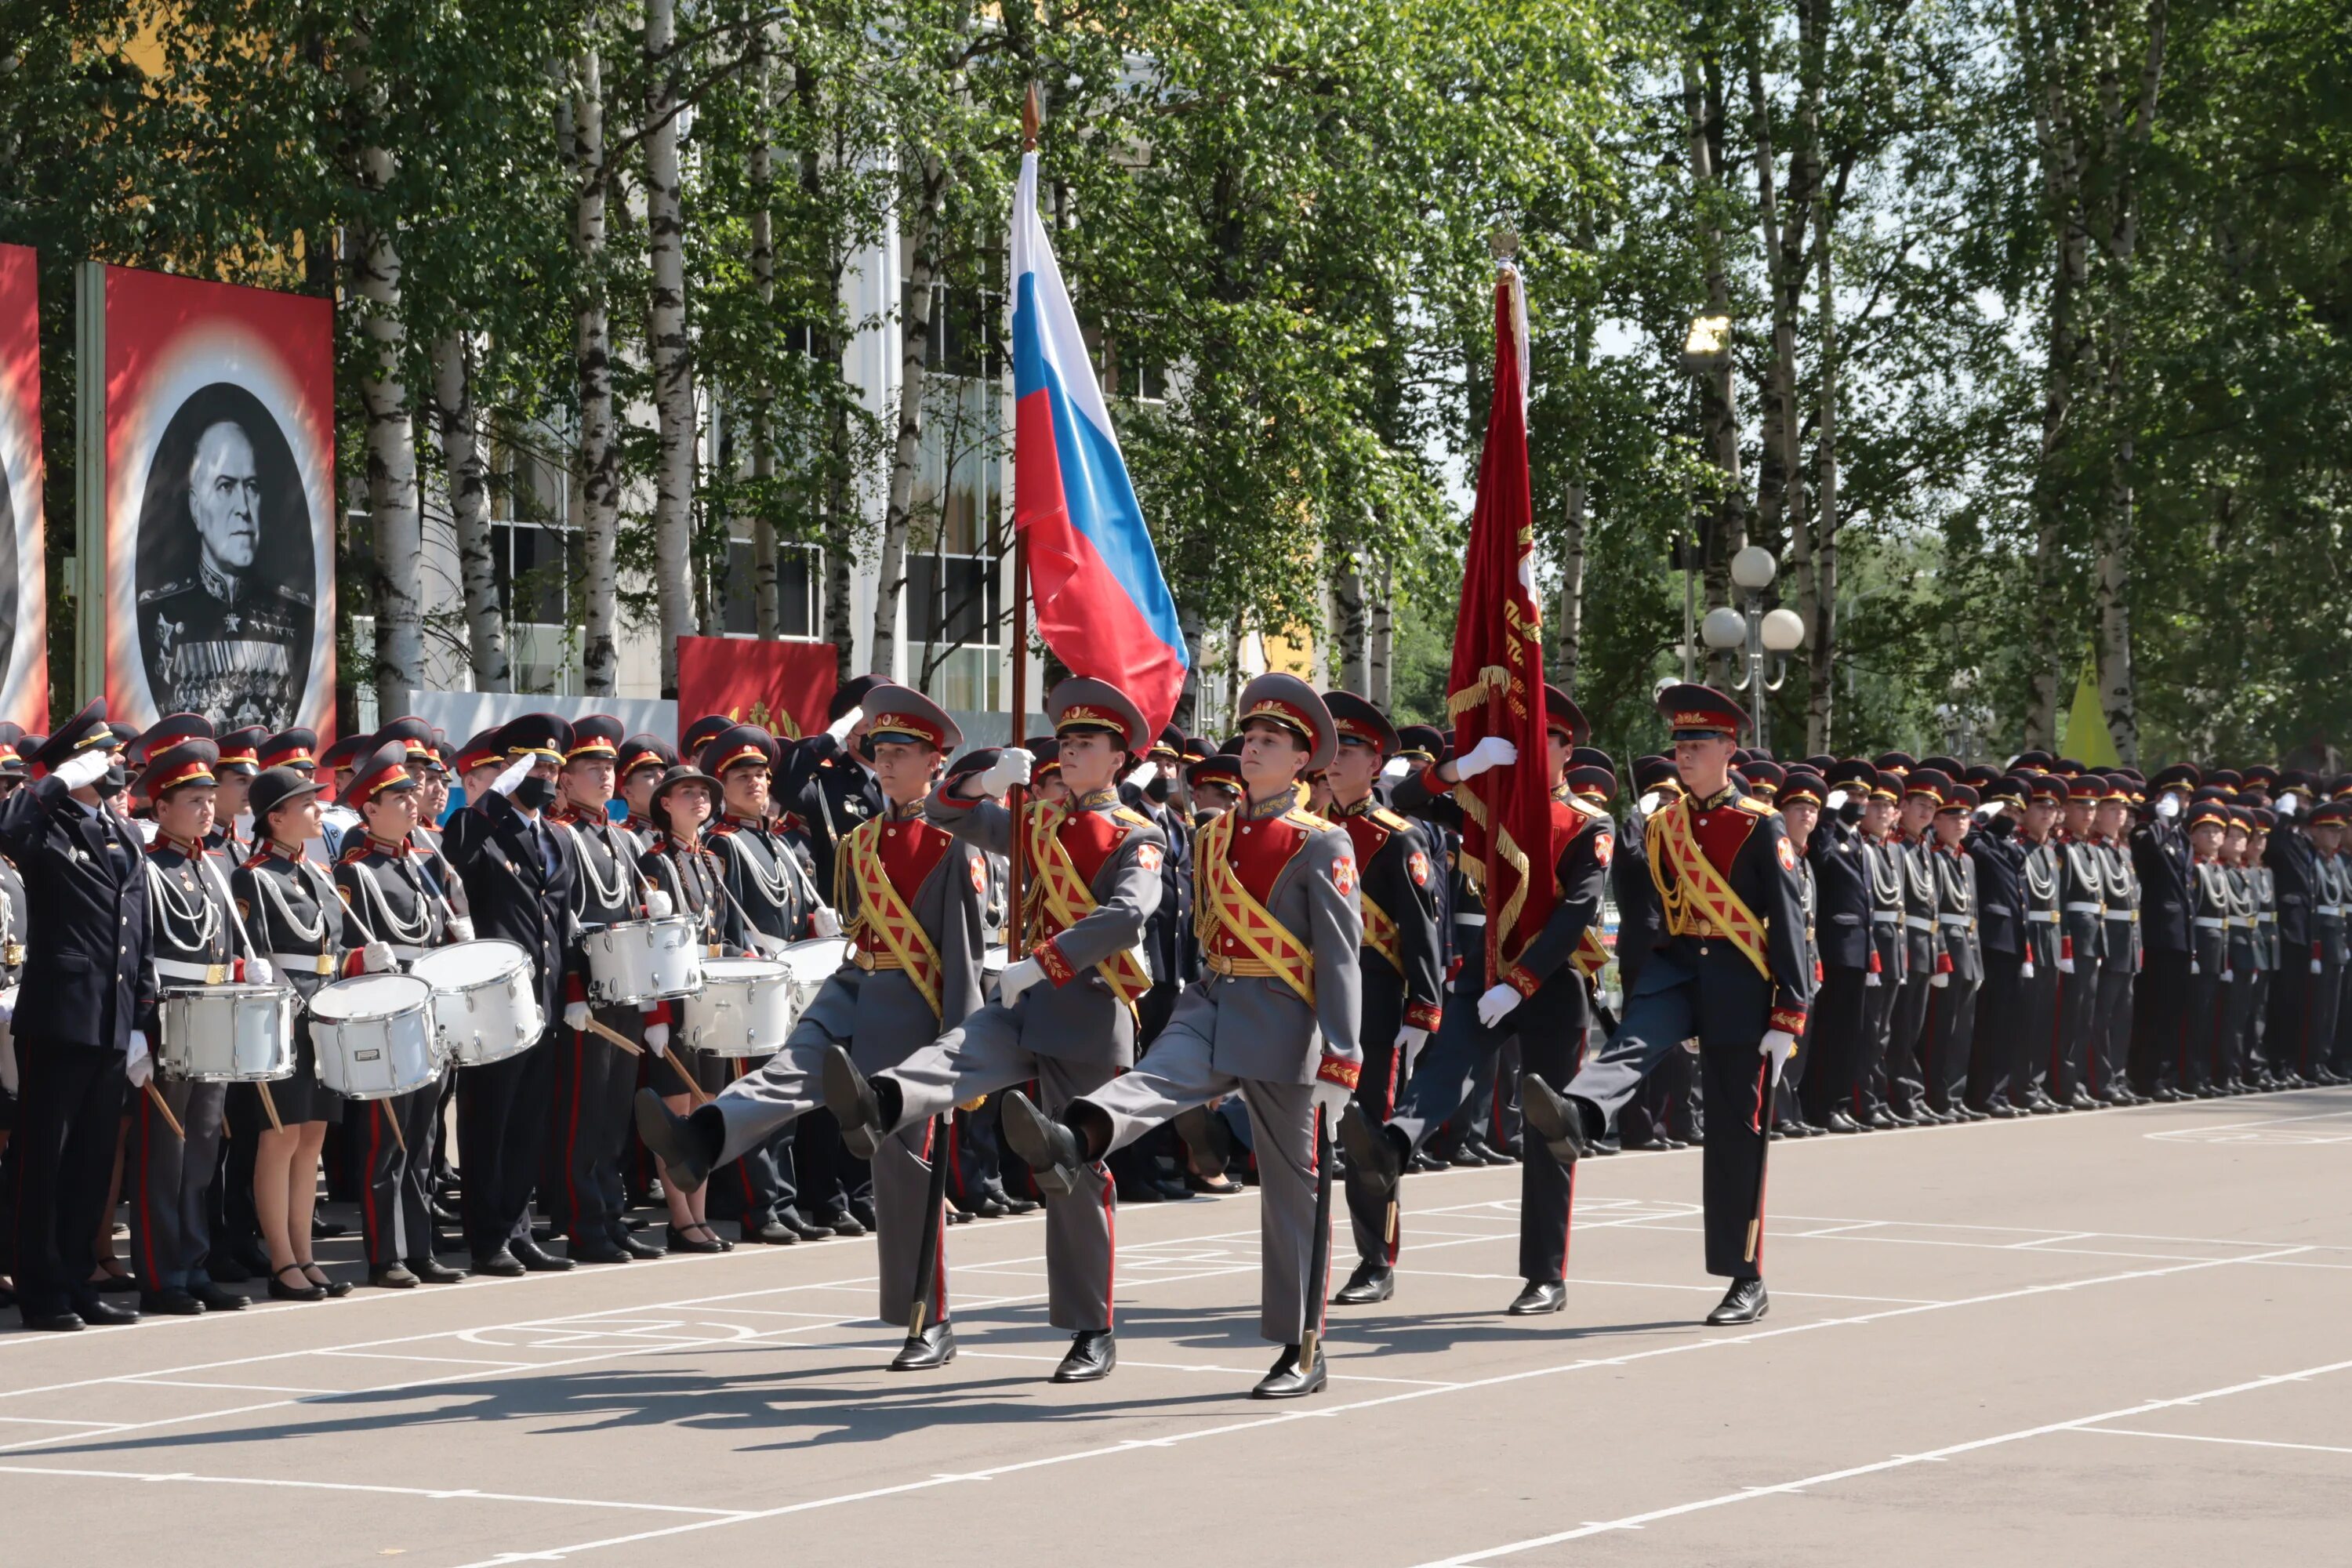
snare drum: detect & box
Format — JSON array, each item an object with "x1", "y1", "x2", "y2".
[
  {"x1": 680, "y1": 957, "x2": 797, "y2": 1058},
  {"x1": 159, "y1": 984, "x2": 296, "y2": 1083},
  {"x1": 410, "y1": 939, "x2": 546, "y2": 1068},
  {"x1": 309, "y1": 974, "x2": 440, "y2": 1100},
  {"x1": 582, "y1": 916, "x2": 702, "y2": 1005},
  {"x1": 779, "y1": 937, "x2": 851, "y2": 1015}
]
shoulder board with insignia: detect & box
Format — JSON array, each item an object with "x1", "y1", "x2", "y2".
[
  {"x1": 1112, "y1": 805, "x2": 1152, "y2": 828},
  {"x1": 1734, "y1": 797, "x2": 1774, "y2": 816},
  {"x1": 336, "y1": 842, "x2": 369, "y2": 866},
  {"x1": 708, "y1": 821, "x2": 737, "y2": 837},
  {"x1": 1566, "y1": 796, "x2": 1612, "y2": 824},
  {"x1": 1286, "y1": 808, "x2": 1333, "y2": 831},
  {"x1": 239, "y1": 850, "x2": 271, "y2": 870},
  {"x1": 271, "y1": 583, "x2": 315, "y2": 608},
  {"x1": 1370, "y1": 806, "x2": 1413, "y2": 833}
]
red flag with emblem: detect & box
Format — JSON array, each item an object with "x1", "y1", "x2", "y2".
[{"x1": 1446, "y1": 263, "x2": 1555, "y2": 983}]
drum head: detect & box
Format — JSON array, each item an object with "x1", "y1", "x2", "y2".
[
  {"x1": 780, "y1": 938, "x2": 851, "y2": 985},
  {"x1": 412, "y1": 939, "x2": 532, "y2": 988},
  {"x1": 310, "y1": 973, "x2": 434, "y2": 1021},
  {"x1": 702, "y1": 957, "x2": 788, "y2": 984}
]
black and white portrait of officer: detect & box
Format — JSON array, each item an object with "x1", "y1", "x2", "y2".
[{"x1": 134, "y1": 381, "x2": 316, "y2": 730}]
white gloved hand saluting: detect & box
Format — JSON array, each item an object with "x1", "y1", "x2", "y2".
[
  {"x1": 488, "y1": 753, "x2": 533, "y2": 797},
  {"x1": 978, "y1": 748, "x2": 1035, "y2": 797},
  {"x1": 1475, "y1": 982, "x2": 1522, "y2": 1029},
  {"x1": 563, "y1": 1000, "x2": 592, "y2": 1033},
  {"x1": 2154, "y1": 793, "x2": 2180, "y2": 820},
  {"x1": 810, "y1": 906, "x2": 842, "y2": 938},
  {"x1": 1381, "y1": 757, "x2": 1413, "y2": 782},
  {"x1": 643, "y1": 1021, "x2": 670, "y2": 1056},
  {"x1": 1759, "y1": 1028, "x2": 1798, "y2": 1080},
  {"x1": 53, "y1": 748, "x2": 114, "y2": 791},
  {"x1": 996, "y1": 955, "x2": 1044, "y2": 1006},
  {"x1": 825, "y1": 704, "x2": 866, "y2": 743},
  {"x1": 361, "y1": 942, "x2": 397, "y2": 974},
  {"x1": 1451, "y1": 736, "x2": 1518, "y2": 782}
]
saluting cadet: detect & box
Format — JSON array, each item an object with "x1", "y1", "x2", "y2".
[
  {"x1": 2012, "y1": 774, "x2": 2068, "y2": 1113},
  {"x1": 997, "y1": 673, "x2": 1360, "y2": 1398},
  {"x1": 1517, "y1": 684, "x2": 1812, "y2": 1327},
  {"x1": 332, "y1": 742, "x2": 468, "y2": 1288},
  {"x1": 2259, "y1": 774, "x2": 2317, "y2": 1085},
  {"x1": 235, "y1": 763, "x2": 392, "y2": 1301},
  {"x1": 702, "y1": 721, "x2": 839, "y2": 1245},
  {"x1": 640, "y1": 687, "x2": 990, "y2": 1367},
  {"x1": 773, "y1": 674, "x2": 889, "y2": 895},
  {"x1": 1339, "y1": 684, "x2": 1611, "y2": 1316},
  {"x1": 2129, "y1": 765, "x2": 2200, "y2": 1099},
  {"x1": 2090, "y1": 779, "x2": 2145, "y2": 1104},
  {"x1": 125, "y1": 740, "x2": 255, "y2": 1314},
  {"x1": 540, "y1": 717, "x2": 666, "y2": 1264},
  {"x1": 441, "y1": 715, "x2": 579, "y2": 1276},
  {"x1": 1958, "y1": 776, "x2": 2029, "y2": 1116},
  {"x1": 825, "y1": 677, "x2": 1167, "y2": 1381},
  {"x1": 1921, "y1": 784, "x2": 1983, "y2": 1119},
  {"x1": 1802, "y1": 762, "x2": 1875, "y2": 1131},
  {"x1": 3, "y1": 704, "x2": 158, "y2": 1329}
]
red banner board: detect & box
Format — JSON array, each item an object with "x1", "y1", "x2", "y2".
[
  {"x1": 0, "y1": 244, "x2": 49, "y2": 731},
  {"x1": 674, "y1": 636, "x2": 837, "y2": 741}
]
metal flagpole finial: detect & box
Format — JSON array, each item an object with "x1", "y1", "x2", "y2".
[
  {"x1": 1022, "y1": 82, "x2": 1043, "y2": 151},
  {"x1": 1488, "y1": 227, "x2": 1520, "y2": 262}
]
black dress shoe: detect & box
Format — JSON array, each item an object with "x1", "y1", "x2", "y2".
[
  {"x1": 969, "y1": 1197, "x2": 1007, "y2": 1218},
  {"x1": 1051, "y1": 1329, "x2": 1116, "y2": 1383},
  {"x1": 767, "y1": 1209, "x2": 829, "y2": 1240},
  {"x1": 471, "y1": 1248, "x2": 528, "y2": 1278},
  {"x1": 267, "y1": 1265, "x2": 326, "y2": 1301},
  {"x1": 1984, "y1": 1099, "x2": 2026, "y2": 1119},
  {"x1": 2067, "y1": 1087, "x2": 2101, "y2": 1111},
  {"x1": 310, "y1": 1214, "x2": 350, "y2": 1240},
  {"x1": 191, "y1": 1282, "x2": 250, "y2": 1311},
  {"x1": 139, "y1": 1288, "x2": 205, "y2": 1316},
  {"x1": 822, "y1": 1212, "x2": 867, "y2": 1239},
  {"x1": 665, "y1": 1223, "x2": 727, "y2": 1254},
  {"x1": 406, "y1": 1257, "x2": 470, "y2": 1283},
  {"x1": 1863, "y1": 1108, "x2": 1897, "y2": 1130},
  {"x1": 368, "y1": 1263, "x2": 420, "y2": 1289},
  {"x1": 1506, "y1": 1279, "x2": 1567, "y2": 1316},
  {"x1": 1517, "y1": 1073, "x2": 1589, "y2": 1163},
  {"x1": 1172, "y1": 1103, "x2": 1233, "y2": 1182},
  {"x1": 887, "y1": 1321, "x2": 956, "y2": 1371},
  {"x1": 1821, "y1": 1109, "x2": 1864, "y2": 1134},
  {"x1": 1251, "y1": 1343, "x2": 1328, "y2": 1399},
  {"x1": 612, "y1": 1229, "x2": 666, "y2": 1261},
  {"x1": 998, "y1": 1195, "x2": 1044, "y2": 1215},
  {"x1": 1408, "y1": 1149, "x2": 1446, "y2": 1173},
  {"x1": 511, "y1": 1238, "x2": 575, "y2": 1272},
  {"x1": 1955, "y1": 1105, "x2": 1991, "y2": 1122},
  {"x1": 1332, "y1": 1265, "x2": 1394, "y2": 1306},
  {"x1": 1463, "y1": 1134, "x2": 1516, "y2": 1167},
  {"x1": 1704, "y1": 1278, "x2": 1768, "y2": 1325},
  {"x1": 89, "y1": 1267, "x2": 140, "y2": 1294},
  {"x1": 747, "y1": 1216, "x2": 801, "y2": 1245},
  {"x1": 303, "y1": 1266, "x2": 355, "y2": 1299},
  {"x1": 570, "y1": 1236, "x2": 633, "y2": 1264},
  {"x1": 1337, "y1": 1103, "x2": 1404, "y2": 1201},
  {"x1": 1115, "y1": 1175, "x2": 1166, "y2": 1203},
  {"x1": 74, "y1": 1294, "x2": 138, "y2": 1325},
  {"x1": 822, "y1": 1044, "x2": 887, "y2": 1160},
  {"x1": 633, "y1": 1088, "x2": 713, "y2": 1192},
  {"x1": 22, "y1": 1308, "x2": 85, "y2": 1331},
  {"x1": 1003, "y1": 1090, "x2": 1088, "y2": 1198}
]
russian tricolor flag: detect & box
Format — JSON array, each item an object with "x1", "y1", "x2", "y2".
[{"x1": 1011, "y1": 151, "x2": 1189, "y2": 738}]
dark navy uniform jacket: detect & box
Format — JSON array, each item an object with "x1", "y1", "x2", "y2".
[
  {"x1": 442, "y1": 789, "x2": 578, "y2": 1020},
  {"x1": 2131, "y1": 815, "x2": 2194, "y2": 956},
  {"x1": 1965, "y1": 816, "x2": 2028, "y2": 959},
  {"x1": 1807, "y1": 813, "x2": 1874, "y2": 972},
  {"x1": 0, "y1": 777, "x2": 153, "y2": 1051}
]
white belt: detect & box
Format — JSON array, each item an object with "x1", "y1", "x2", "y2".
[
  {"x1": 2259, "y1": 913, "x2": 2277, "y2": 923},
  {"x1": 2194, "y1": 916, "x2": 2227, "y2": 929},
  {"x1": 1903, "y1": 915, "x2": 1936, "y2": 931},
  {"x1": 1936, "y1": 913, "x2": 1972, "y2": 926},
  {"x1": 2026, "y1": 910, "x2": 2060, "y2": 923},
  {"x1": 2065, "y1": 901, "x2": 2103, "y2": 914},
  {"x1": 1871, "y1": 911, "x2": 1901, "y2": 923},
  {"x1": 2105, "y1": 909, "x2": 2136, "y2": 921},
  {"x1": 154, "y1": 957, "x2": 232, "y2": 983},
  {"x1": 2321, "y1": 906, "x2": 2343, "y2": 917},
  {"x1": 1455, "y1": 912, "x2": 1486, "y2": 927},
  {"x1": 271, "y1": 951, "x2": 343, "y2": 977}
]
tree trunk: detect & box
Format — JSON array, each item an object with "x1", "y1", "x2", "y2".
[
  {"x1": 1806, "y1": 180, "x2": 1838, "y2": 754},
  {"x1": 872, "y1": 151, "x2": 950, "y2": 677},
  {"x1": 1331, "y1": 545, "x2": 1367, "y2": 693},
  {"x1": 347, "y1": 43, "x2": 420, "y2": 726},
  {"x1": 644, "y1": 0, "x2": 696, "y2": 698},
  {"x1": 1685, "y1": 53, "x2": 1746, "y2": 684},
  {"x1": 432, "y1": 333, "x2": 508, "y2": 692},
  {"x1": 1368, "y1": 562, "x2": 1393, "y2": 710},
  {"x1": 572, "y1": 43, "x2": 622, "y2": 697},
  {"x1": 749, "y1": 46, "x2": 780, "y2": 640},
  {"x1": 821, "y1": 351, "x2": 858, "y2": 678},
  {"x1": 1556, "y1": 481, "x2": 1587, "y2": 694}
]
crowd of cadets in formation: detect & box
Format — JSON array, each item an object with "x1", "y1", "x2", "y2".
[{"x1": 0, "y1": 670, "x2": 2343, "y2": 1392}]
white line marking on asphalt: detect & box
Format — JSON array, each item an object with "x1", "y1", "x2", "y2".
[
  {"x1": 2081, "y1": 1427, "x2": 2352, "y2": 1457},
  {"x1": 0, "y1": 1461, "x2": 758, "y2": 1515}
]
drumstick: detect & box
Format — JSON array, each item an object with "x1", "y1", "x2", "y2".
[
  {"x1": 257, "y1": 1079, "x2": 284, "y2": 1132},
  {"x1": 143, "y1": 1083, "x2": 187, "y2": 1141},
  {"x1": 582, "y1": 1014, "x2": 644, "y2": 1057},
  {"x1": 380, "y1": 1097, "x2": 408, "y2": 1154}
]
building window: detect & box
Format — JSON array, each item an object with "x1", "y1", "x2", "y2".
[
  {"x1": 718, "y1": 540, "x2": 821, "y2": 638},
  {"x1": 908, "y1": 368, "x2": 1003, "y2": 712}
]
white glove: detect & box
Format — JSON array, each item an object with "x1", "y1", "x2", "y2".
[
  {"x1": 1122, "y1": 756, "x2": 1160, "y2": 792},
  {"x1": 2154, "y1": 793, "x2": 2180, "y2": 819},
  {"x1": 1759, "y1": 1028, "x2": 1798, "y2": 1080},
  {"x1": 563, "y1": 1000, "x2": 592, "y2": 1032},
  {"x1": 997, "y1": 955, "x2": 1045, "y2": 1006},
  {"x1": 1476, "y1": 982, "x2": 1521, "y2": 1029},
  {"x1": 1452, "y1": 735, "x2": 1518, "y2": 782},
  {"x1": 979, "y1": 749, "x2": 1035, "y2": 796},
  {"x1": 128, "y1": 1049, "x2": 154, "y2": 1089},
  {"x1": 643, "y1": 1022, "x2": 670, "y2": 1055},
  {"x1": 446, "y1": 916, "x2": 474, "y2": 942},
  {"x1": 245, "y1": 959, "x2": 274, "y2": 985},
  {"x1": 0, "y1": 984, "x2": 17, "y2": 1022},
  {"x1": 53, "y1": 748, "x2": 113, "y2": 789},
  {"x1": 361, "y1": 941, "x2": 396, "y2": 974},
  {"x1": 488, "y1": 753, "x2": 533, "y2": 797},
  {"x1": 1825, "y1": 788, "x2": 1849, "y2": 812},
  {"x1": 825, "y1": 704, "x2": 866, "y2": 742},
  {"x1": 2019, "y1": 958, "x2": 2036, "y2": 979},
  {"x1": 0, "y1": 1038, "x2": 15, "y2": 1097},
  {"x1": 2278, "y1": 792, "x2": 2300, "y2": 817},
  {"x1": 1930, "y1": 970, "x2": 1950, "y2": 989},
  {"x1": 1639, "y1": 790, "x2": 1663, "y2": 816},
  {"x1": 810, "y1": 906, "x2": 842, "y2": 938},
  {"x1": 644, "y1": 890, "x2": 675, "y2": 920},
  {"x1": 1394, "y1": 1023, "x2": 1429, "y2": 1057},
  {"x1": 1311, "y1": 1072, "x2": 1353, "y2": 1127},
  {"x1": 1380, "y1": 757, "x2": 1412, "y2": 781},
  {"x1": 2056, "y1": 955, "x2": 2076, "y2": 975}
]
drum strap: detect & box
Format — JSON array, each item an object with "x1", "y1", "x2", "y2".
[{"x1": 846, "y1": 822, "x2": 945, "y2": 1022}]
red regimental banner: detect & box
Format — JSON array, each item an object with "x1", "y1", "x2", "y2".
[
  {"x1": 674, "y1": 635, "x2": 837, "y2": 739},
  {"x1": 0, "y1": 245, "x2": 48, "y2": 731}
]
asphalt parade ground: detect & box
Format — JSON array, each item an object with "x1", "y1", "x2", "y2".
[{"x1": 2, "y1": 1088, "x2": 2347, "y2": 1567}]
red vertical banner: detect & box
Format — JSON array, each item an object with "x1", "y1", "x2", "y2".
[
  {"x1": 673, "y1": 636, "x2": 839, "y2": 739},
  {"x1": 1446, "y1": 266, "x2": 1554, "y2": 982},
  {"x1": 0, "y1": 245, "x2": 49, "y2": 731},
  {"x1": 92, "y1": 264, "x2": 336, "y2": 737}
]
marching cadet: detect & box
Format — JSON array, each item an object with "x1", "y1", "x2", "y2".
[
  {"x1": 1624, "y1": 754, "x2": 1698, "y2": 1149},
  {"x1": 1338, "y1": 685, "x2": 1610, "y2": 1316},
  {"x1": 234, "y1": 762, "x2": 393, "y2": 1301},
  {"x1": 702, "y1": 721, "x2": 838, "y2": 1245},
  {"x1": 1886, "y1": 768, "x2": 1946, "y2": 1123},
  {"x1": 2013, "y1": 774, "x2": 2068, "y2": 1112},
  {"x1": 127, "y1": 740, "x2": 255, "y2": 1314},
  {"x1": 2090, "y1": 778, "x2": 2145, "y2": 1104},
  {"x1": 2053, "y1": 776, "x2": 2111, "y2": 1109},
  {"x1": 543, "y1": 717, "x2": 667, "y2": 1263},
  {"x1": 1802, "y1": 761, "x2": 1877, "y2": 1132},
  {"x1": 998, "y1": 673, "x2": 1361, "y2": 1397},
  {"x1": 2129, "y1": 765, "x2": 2200, "y2": 1099},
  {"x1": 633, "y1": 757, "x2": 755, "y2": 1252},
  {"x1": 638, "y1": 686, "x2": 990, "y2": 1366},
  {"x1": 441, "y1": 716, "x2": 579, "y2": 1276},
  {"x1": 1308, "y1": 691, "x2": 1443, "y2": 1307},
  {"x1": 1514, "y1": 684, "x2": 1812, "y2": 1328},
  {"x1": 1773, "y1": 768, "x2": 1827, "y2": 1136},
  {"x1": 332, "y1": 741, "x2": 468, "y2": 1287},
  {"x1": 824, "y1": 677, "x2": 1167, "y2": 1381},
  {"x1": 774, "y1": 674, "x2": 889, "y2": 895},
  {"x1": 5, "y1": 705, "x2": 156, "y2": 1330},
  {"x1": 1921, "y1": 783, "x2": 1983, "y2": 1120}
]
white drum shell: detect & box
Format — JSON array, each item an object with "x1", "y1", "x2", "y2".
[
  {"x1": 583, "y1": 917, "x2": 703, "y2": 1005},
  {"x1": 410, "y1": 940, "x2": 546, "y2": 1068},
  {"x1": 681, "y1": 957, "x2": 798, "y2": 1058},
  {"x1": 159, "y1": 985, "x2": 296, "y2": 1083},
  {"x1": 309, "y1": 975, "x2": 441, "y2": 1101}
]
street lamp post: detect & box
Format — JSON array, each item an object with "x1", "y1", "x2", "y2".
[{"x1": 1700, "y1": 544, "x2": 1806, "y2": 751}]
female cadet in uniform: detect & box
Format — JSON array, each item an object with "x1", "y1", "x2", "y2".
[
  {"x1": 232, "y1": 765, "x2": 393, "y2": 1301},
  {"x1": 636, "y1": 763, "x2": 748, "y2": 1253}
]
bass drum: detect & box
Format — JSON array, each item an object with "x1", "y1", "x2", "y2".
[
  {"x1": 410, "y1": 939, "x2": 546, "y2": 1068},
  {"x1": 310, "y1": 974, "x2": 440, "y2": 1100}
]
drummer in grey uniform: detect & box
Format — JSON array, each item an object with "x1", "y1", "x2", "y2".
[
  {"x1": 824, "y1": 676, "x2": 1168, "y2": 1384},
  {"x1": 332, "y1": 741, "x2": 469, "y2": 1288},
  {"x1": 636, "y1": 686, "x2": 989, "y2": 1367},
  {"x1": 998, "y1": 673, "x2": 1363, "y2": 1399},
  {"x1": 128, "y1": 740, "x2": 258, "y2": 1314}
]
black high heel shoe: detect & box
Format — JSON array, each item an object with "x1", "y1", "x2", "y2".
[
  {"x1": 268, "y1": 1265, "x2": 326, "y2": 1303},
  {"x1": 665, "y1": 1222, "x2": 728, "y2": 1254},
  {"x1": 299, "y1": 1263, "x2": 354, "y2": 1299}
]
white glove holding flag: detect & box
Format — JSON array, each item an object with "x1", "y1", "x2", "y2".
[
  {"x1": 1476, "y1": 982, "x2": 1521, "y2": 1029},
  {"x1": 54, "y1": 748, "x2": 112, "y2": 790},
  {"x1": 488, "y1": 753, "x2": 533, "y2": 797},
  {"x1": 979, "y1": 749, "x2": 1034, "y2": 797},
  {"x1": 810, "y1": 906, "x2": 842, "y2": 938},
  {"x1": 361, "y1": 942, "x2": 397, "y2": 974},
  {"x1": 643, "y1": 1022, "x2": 670, "y2": 1056},
  {"x1": 1759, "y1": 1028, "x2": 1798, "y2": 1081},
  {"x1": 996, "y1": 956, "x2": 1044, "y2": 1006},
  {"x1": 1452, "y1": 736, "x2": 1518, "y2": 782},
  {"x1": 825, "y1": 704, "x2": 866, "y2": 743},
  {"x1": 563, "y1": 1000, "x2": 592, "y2": 1033}
]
